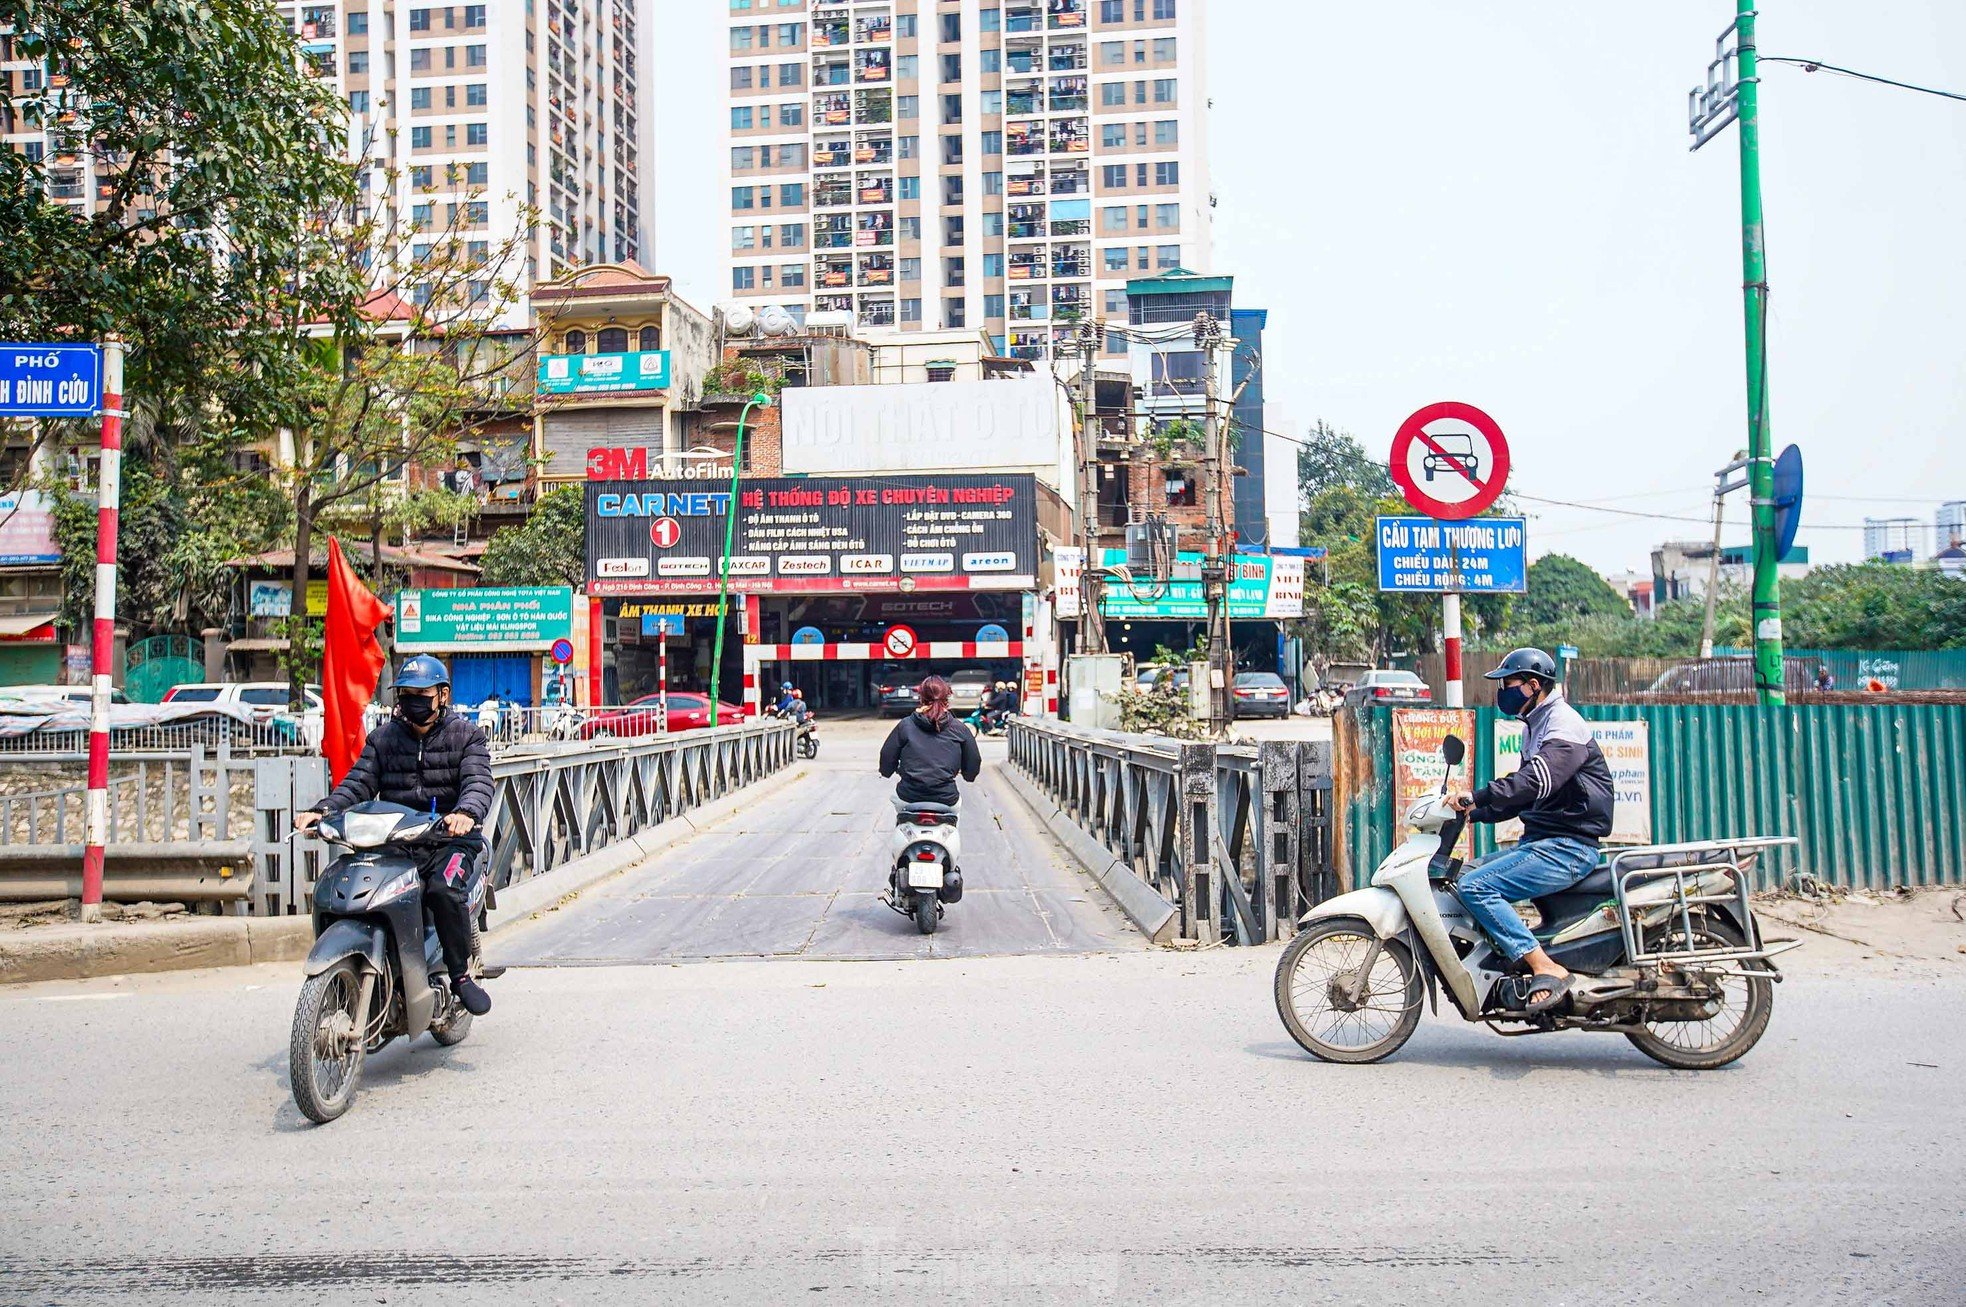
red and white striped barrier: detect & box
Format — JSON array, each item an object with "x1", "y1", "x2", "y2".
[
  {"x1": 743, "y1": 641, "x2": 1024, "y2": 714},
  {"x1": 81, "y1": 337, "x2": 125, "y2": 923}
]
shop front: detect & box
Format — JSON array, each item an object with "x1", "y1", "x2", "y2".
[{"x1": 393, "y1": 585, "x2": 579, "y2": 708}]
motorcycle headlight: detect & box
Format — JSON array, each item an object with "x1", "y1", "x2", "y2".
[{"x1": 370, "y1": 868, "x2": 419, "y2": 906}]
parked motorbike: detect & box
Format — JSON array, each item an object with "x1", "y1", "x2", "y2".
[
  {"x1": 289, "y1": 801, "x2": 494, "y2": 1123},
  {"x1": 885, "y1": 797, "x2": 963, "y2": 934},
  {"x1": 1274, "y1": 734, "x2": 1799, "y2": 1069}
]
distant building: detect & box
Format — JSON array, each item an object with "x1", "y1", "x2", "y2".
[
  {"x1": 1864, "y1": 517, "x2": 1925, "y2": 562},
  {"x1": 1603, "y1": 570, "x2": 1654, "y2": 618},
  {"x1": 1652, "y1": 540, "x2": 1808, "y2": 608},
  {"x1": 1936, "y1": 501, "x2": 1966, "y2": 551}
]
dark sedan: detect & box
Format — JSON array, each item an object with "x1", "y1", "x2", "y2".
[{"x1": 1230, "y1": 671, "x2": 1291, "y2": 718}]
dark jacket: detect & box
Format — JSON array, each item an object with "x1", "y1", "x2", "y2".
[
  {"x1": 315, "y1": 709, "x2": 495, "y2": 823},
  {"x1": 1470, "y1": 689, "x2": 1614, "y2": 845},
  {"x1": 879, "y1": 710, "x2": 981, "y2": 805}
]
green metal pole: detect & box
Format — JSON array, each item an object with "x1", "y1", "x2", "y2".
[
  {"x1": 707, "y1": 392, "x2": 770, "y2": 726},
  {"x1": 1735, "y1": 0, "x2": 1785, "y2": 705}
]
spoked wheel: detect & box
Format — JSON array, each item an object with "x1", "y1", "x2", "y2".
[
  {"x1": 290, "y1": 959, "x2": 369, "y2": 1123},
  {"x1": 1274, "y1": 918, "x2": 1422, "y2": 1064},
  {"x1": 914, "y1": 889, "x2": 938, "y2": 935},
  {"x1": 1626, "y1": 916, "x2": 1773, "y2": 1070}
]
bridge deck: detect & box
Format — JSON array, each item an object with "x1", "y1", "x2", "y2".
[{"x1": 494, "y1": 723, "x2": 1142, "y2": 964}]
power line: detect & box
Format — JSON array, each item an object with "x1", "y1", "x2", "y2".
[{"x1": 1761, "y1": 55, "x2": 1966, "y2": 103}]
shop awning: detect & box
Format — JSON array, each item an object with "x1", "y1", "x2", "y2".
[
  {"x1": 225, "y1": 637, "x2": 290, "y2": 652},
  {"x1": 0, "y1": 614, "x2": 57, "y2": 640}
]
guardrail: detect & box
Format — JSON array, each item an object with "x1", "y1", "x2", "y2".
[{"x1": 1006, "y1": 718, "x2": 1333, "y2": 945}]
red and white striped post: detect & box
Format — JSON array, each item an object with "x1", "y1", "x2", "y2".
[
  {"x1": 657, "y1": 627, "x2": 669, "y2": 734},
  {"x1": 80, "y1": 337, "x2": 125, "y2": 923},
  {"x1": 1441, "y1": 591, "x2": 1464, "y2": 709}
]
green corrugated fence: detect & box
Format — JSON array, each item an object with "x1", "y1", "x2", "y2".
[
  {"x1": 1338, "y1": 702, "x2": 1966, "y2": 891},
  {"x1": 1713, "y1": 647, "x2": 1966, "y2": 691}
]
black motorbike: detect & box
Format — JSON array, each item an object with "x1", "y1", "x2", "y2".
[{"x1": 289, "y1": 801, "x2": 492, "y2": 1123}]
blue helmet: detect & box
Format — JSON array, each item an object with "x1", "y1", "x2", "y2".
[{"x1": 393, "y1": 655, "x2": 450, "y2": 689}]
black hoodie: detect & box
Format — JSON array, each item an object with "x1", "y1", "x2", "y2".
[{"x1": 879, "y1": 709, "x2": 982, "y2": 805}]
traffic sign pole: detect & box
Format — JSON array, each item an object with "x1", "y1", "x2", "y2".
[
  {"x1": 657, "y1": 629, "x2": 669, "y2": 734},
  {"x1": 80, "y1": 337, "x2": 124, "y2": 924},
  {"x1": 708, "y1": 392, "x2": 769, "y2": 727},
  {"x1": 1441, "y1": 589, "x2": 1463, "y2": 708}
]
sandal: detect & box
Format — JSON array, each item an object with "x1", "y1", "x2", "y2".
[{"x1": 1522, "y1": 972, "x2": 1575, "y2": 1015}]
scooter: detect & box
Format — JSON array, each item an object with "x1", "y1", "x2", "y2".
[
  {"x1": 885, "y1": 797, "x2": 964, "y2": 935},
  {"x1": 1274, "y1": 734, "x2": 1800, "y2": 1069},
  {"x1": 763, "y1": 704, "x2": 820, "y2": 758},
  {"x1": 289, "y1": 801, "x2": 495, "y2": 1123}
]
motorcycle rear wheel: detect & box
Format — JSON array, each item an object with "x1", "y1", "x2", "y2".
[
  {"x1": 1626, "y1": 917, "x2": 1773, "y2": 1070},
  {"x1": 1274, "y1": 919, "x2": 1422, "y2": 1064},
  {"x1": 290, "y1": 959, "x2": 368, "y2": 1123},
  {"x1": 914, "y1": 889, "x2": 938, "y2": 935}
]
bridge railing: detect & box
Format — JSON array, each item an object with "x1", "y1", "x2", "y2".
[{"x1": 1006, "y1": 718, "x2": 1334, "y2": 945}]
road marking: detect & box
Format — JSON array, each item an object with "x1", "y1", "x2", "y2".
[{"x1": 35, "y1": 993, "x2": 131, "y2": 1002}]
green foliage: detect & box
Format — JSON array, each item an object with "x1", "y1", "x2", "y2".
[
  {"x1": 703, "y1": 358, "x2": 782, "y2": 398},
  {"x1": 478, "y1": 486, "x2": 585, "y2": 588},
  {"x1": 1108, "y1": 681, "x2": 1209, "y2": 740},
  {"x1": 1516, "y1": 554, "x2": 1632, "y2": 627},
  {"x1": 1150, "y1": 417, "x2": 1203, "y2": 460},
  {"x1": 1782, "y1": 564, "x2": 1966, "y2": 650},
  {"x1": 1296, "y1": 419, "x2": 1392, "y2": 506}
]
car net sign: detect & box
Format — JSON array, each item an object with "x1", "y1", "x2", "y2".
[
  {"x1": 1375, "y1": 516, "x2": 1527, "y2": 594},
  {"x1": 586, "y1": 474, "x2": 1038, "y2": 595}
]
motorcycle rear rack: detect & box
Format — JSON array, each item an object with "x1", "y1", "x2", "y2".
[{"x1": 1610, "y1": 837, "x2": 1798, "y2": 965}]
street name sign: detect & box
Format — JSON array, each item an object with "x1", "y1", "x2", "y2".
[
  {"x1": 1376, "y1": 516, "x2": 1528, "y2": 593},
  {"x1": 0, "y1": 344, "x2": 103, "y2": 417},
  {"x1": 1389, "y1": 401, "x2": 1510, "y2": 520}
]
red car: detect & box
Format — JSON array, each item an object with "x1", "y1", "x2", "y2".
[{"x1": 579, "y1": 692, "x2": 751, "y2": 738}]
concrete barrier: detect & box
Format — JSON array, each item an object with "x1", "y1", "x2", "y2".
[{"x1": 0, "y1": 915, "x2": 311, "y2": 986}]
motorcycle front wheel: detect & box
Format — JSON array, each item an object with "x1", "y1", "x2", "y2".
[
  {"x1": 1274, "y1": 919, "x2": 1422, "y2": 1064},
  {"x1": 290, "y1": 959, "x2": 369, "y2": 1123},
  {"x1": 1625, "y1": 917, "x2": 1773, "y2": 1070},
  {"x1": 914, "y1": 889, "x2": 938, "y2": 935}
]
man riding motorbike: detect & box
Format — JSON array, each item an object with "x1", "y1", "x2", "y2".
[
  {"x1": 879, "y1": 675, "x2": 981, "y2": 805},
  {"x1": 1447, "y1": 647, "x2": 1615, "y2": 1014},
  {"x1": 294, "y1": 655, "x2": 496, "y2": 1016}
]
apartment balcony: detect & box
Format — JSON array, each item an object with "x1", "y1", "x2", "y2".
[
  {"x1": 812, "y1": 17, "x2": 848, "y2": 46},
  {"x1": 1006, "y1": 127, "x2": 1044, "y2": 157},
  {"x1": 815, "y1": 59, "x2": 852, "y2": 87},
  {"x1": 1005, "y1": 5, "x2": 1041, "y2": 35},
  {"x1": 1048, "y1": 0, "x2": 1087, "y2": 30},
  {"x1": 1051, "y1": 256, "x2": 1091, "y2": 279},
  {"x1": 852, "y1": 136, "x2": 892, "y2": 165},
  {"x1": 854, "y1": 15, "x2": 892, "y2": 43},
  {"x1": 1050, "y1": 218, "x2": 1090, "y2": 237},
  {"x1": 1006, "y1": 170, "x2": 1046, "y2": 197},
  {"x1": 1049, "y1": 167, "x2": 1088, "y2": 195},
  {"x1": 815, "y1": 230, "x2": 853, "y2": 250},
  {"x1": 1008, "y1": 220, "x2": 1044, "y2": 240},
  {"x1": 1048, "y1": 91, "x2": 1087, "y2": 113},
  {"x1": 817, "y1": 269, "x2": 853, "y2": 290},
  {"x1": 1049, "y1": 118, "x2": 1090, "y2": 153},
  {"x1": 815, "y1": 92, "x2": 852, "y2": 126},
  {"x1": 854, "y1": 88, "x2": 892, "y2": 125},
  {"x1": 858, "y1": 298, "x2": 896, "y2": 326},
  {"x1": 813, "y1": 140, "x2": 852, "y2": 168},
  {"x1": 816, "y1": 294, "x2": 854, "y2": 313},
  {"x1": 856, "y1": 177, "x2": 893, "y2": 205},
  {"x1": 1048, "y1": 44, "x2": 1087, "y2": 72},
  {"x1": 1006, "y1": 90, "x2": 1041, "y2": 117},
  {"x1": 858, "y1": 268, "x2": 894, "y2": 288},
  {"x1": 815, "y1": 179, "x2": 854, "y2": 208},
  {"x1": 855, "y1": 53, "x2": 891, "y2": 83}
]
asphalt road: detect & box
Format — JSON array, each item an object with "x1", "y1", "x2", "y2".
[
  {"x1": 1, "y1": 922, "x2": 1960, "y2": 1304},
  {"x1": 496, "y1": 723, "x2": 1141, "y2": 963}
]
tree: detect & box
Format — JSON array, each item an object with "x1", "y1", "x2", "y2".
[
  {"x1": 1296, "y1": 419, "x2": 1391, "y2": 507},
  {"x1": 1515, "y1": 554, "x2": 1631, "y2": 628},
  {"x1": 479, "y1": 486, "x2": 585, "y2": 588},
  {"x1": 1784, "y1": 564, "x2": 1966, "y2": 650}
]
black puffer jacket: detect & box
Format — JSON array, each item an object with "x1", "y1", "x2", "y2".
[
  {"x1": 879, "y1": 710, "x2": 981, "y2": 805},
  {"x1": 316, "y1": 710, "x2": 494, "y2": 822}
]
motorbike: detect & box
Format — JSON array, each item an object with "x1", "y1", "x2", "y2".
[
  {"x1": 764, "y1": 704, "x2": 820, "y2": 758},
  {"x1": 1274, "y1": 734, "x2": 1800, "y2": 1069},
  {"x1": 289, "y1": 801, "x2": 495, "y2": 1123},
  {"x1": 885, "y1": 797, "x2": 964, "y2": 934}
]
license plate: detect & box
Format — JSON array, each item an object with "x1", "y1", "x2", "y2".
[{"x1": 907, "y1": 862, "x2": 944, "y2": 889}]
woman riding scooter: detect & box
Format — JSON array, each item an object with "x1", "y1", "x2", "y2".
[{"x1": 879, "y1": 675, "x2": 981, "y2": 806}]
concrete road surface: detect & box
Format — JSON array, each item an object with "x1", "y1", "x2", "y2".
[
  {"x1": 497, "y1": 723, "x2": 1141, "y2": 963},
  {"x1": 1, "y1": 925, "x2": 1960, "y2": 1304}
]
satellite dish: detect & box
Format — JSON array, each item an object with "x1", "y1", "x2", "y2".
[
  {"x1": 721, "y1": 304, "x2": 756, "y2": 336},
  {"x1": 758, "y1": 304, "x2": 797, "y2": 337}
]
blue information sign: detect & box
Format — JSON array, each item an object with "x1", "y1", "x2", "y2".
[
  {"x1": 0, "y1": 344, "x2": 103, "y2": 417},
  {"x1": 791, "y1": 625, "x2": 825, "y2": 645},
  {"x1": 1375, "y1": 516, "x2": 1528, "y2": 593},
  {"x1": 641, "y1": 613, "x2": 688, "y2": 637}
]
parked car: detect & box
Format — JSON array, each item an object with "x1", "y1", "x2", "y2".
[
  {"x1": 946, "y1": 669, "x2": 994, "y2": 713},
  {"x1": 578, "y1": 692, "x2": 749, "y2": 738},
  {"x1": 1137, "y1": 665, "x2": 1191, "y2": 693},
  {"x1": 875, "y1": 665, "x2": 924, "y2": 717},
  {"x1": 1639, "y1": 655, "x2": 1822, "y2": 699},
  {"x1": 163, "y1": 682, "x2": 323, "y2": 721},
  {"x1": 0, "y1": 685, "x2": 130, "y2": 707},
  {"x1": 1342, "y1": 670, "x2": 1433, "y2": 710},
  {"x1": 1231, "y1": 671, "x2": 1291, "y2": 718}
]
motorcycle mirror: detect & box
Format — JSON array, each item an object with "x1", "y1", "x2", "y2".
[{"x1": 1441, "y1": 734, "x2": 1465, "y2": 768}]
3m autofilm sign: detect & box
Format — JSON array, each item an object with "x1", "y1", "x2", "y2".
[
  {"x1": 1494, "y1": 718, "x2": 1652, "y2": 844},
  {"x1": 586, "y1": 474, "x2": 1039, "y2": 595}
]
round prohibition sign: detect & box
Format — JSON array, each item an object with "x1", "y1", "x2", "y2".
[
  {"x1": 883, "y1": 624, "x2": 919, "y2": 658},
  {"x1": 1389, "y1": 401, "x2": 1511, "y2": 520}
]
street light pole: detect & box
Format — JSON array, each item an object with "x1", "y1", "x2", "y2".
[{"x1": 708, "y1": 392, "x2": 771, "y2": 727}]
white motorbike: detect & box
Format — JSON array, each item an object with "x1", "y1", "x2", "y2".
[
  {"x1": 885, "y1": 798, "x2": 964, "y2": 935},
  {"x1": 1275, "y1": 734, "x2": 1800, "y2": 1069}
]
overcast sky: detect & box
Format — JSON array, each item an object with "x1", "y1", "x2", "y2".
[{"x1": 656, "y1": 1, "x2": 1966, "y2": 573}]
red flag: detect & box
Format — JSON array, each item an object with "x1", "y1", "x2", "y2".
[{"x1": 321, "y1": 537, "x2": 390, "y2": 784}]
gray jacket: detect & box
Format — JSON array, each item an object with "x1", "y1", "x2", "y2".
[{"x1": 1470, "y1": 689, "x2": 1615, "y2": 845}]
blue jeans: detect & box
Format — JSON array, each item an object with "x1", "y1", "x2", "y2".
[{"x1": 1457, "y1": 837, "x2": 1600, "y2": 962}]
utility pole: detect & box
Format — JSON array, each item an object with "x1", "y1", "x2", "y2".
[
  {"x1": 1195, "y1": 311, "x2": 1231, "y2": 733},
  {"x1": 1074, "y1": 317, "x2": 1106, "y2": 654},
  {"x1": 1690, "y1": 1, "x2": 1784, "y2": 704},
  {"x1": 1699, "y1": 451, "x2": 1750, "y2": 659}
]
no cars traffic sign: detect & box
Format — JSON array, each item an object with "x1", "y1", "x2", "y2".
[{"x1": 1389, "y1": 402, "x2": 1511, "y2": 520}]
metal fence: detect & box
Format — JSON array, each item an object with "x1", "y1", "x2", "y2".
[
  {"x1": 1006, "y1": 718, "x2": 1334, "y2": 944},
  {"x1": 1412, "y1": 649, "x2": 1966, "y2": 706},
  {"x1": 1337, "y1": 702, "x2": 1966, "y2": 892}
]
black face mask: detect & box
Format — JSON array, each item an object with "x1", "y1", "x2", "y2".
[
  {"x1": 400, "y1": 695, "x2": 438, "y2": 724},
  {"x1": 1496, "y1": 683, "x2": 1535, "y2": 719}
]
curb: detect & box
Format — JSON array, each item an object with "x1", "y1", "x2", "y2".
[{"x1": 998, "y1": 762, "x2": 1179, "y2": 945}]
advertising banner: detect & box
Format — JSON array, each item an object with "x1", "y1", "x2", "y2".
[
  {"x1": 394, "y1": 586, "x2": 575, "y2": 652},
  {"x1": 587, "y1": 473, "x2": 1039, "y2": 596},
  {"x1": 537, "y1": 350, "x2": 670, "y2": 395},
  {"x1": 1494, "y1": 718, "x2": 1652, "y2": 845},
  {"x1": 779, "y1": 376, "x2": 1065, "y2": 478},
  {"x1": 1091, "y1": 550, "x2": 1303, "y2": 620},
  {"x1": 0, "y1": 492, "x2": 59, "y2": 564},
  {"x1": 1392, "y1": 708, "x2": 1476, "y2": 858}
]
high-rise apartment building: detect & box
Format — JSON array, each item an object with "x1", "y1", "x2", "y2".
[
  {"x1": 1863, "y1": 517, "x2": 1925, "y2": 562},
  {"x1": 721, "y1": 0, "x2": 1209, "y2": 359}
]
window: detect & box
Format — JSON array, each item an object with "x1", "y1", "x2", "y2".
[
  {"x1": 596, "y1": 328, "x2": 629, "y2": 353},
  {"x1": 1156, "y1": 243, "x2": 1180, "y2": 268},
  {"x1": 778, "y1": 61, "x2": 803, "y2": 85},
  {"x1": 1105, "y1": 290, "x2": 1127, "y2": 315},
  {"x1": 940, "y1": 13, "x2": 960, "y2": 41},
  {"x1": 1152, "y1": 78, "x2": 1176, "y2": 104},
  {"x1": 1102, "y1": 248, "x2": 1129, "y2": 272},
  {"x1": 899, "y1": 176, "x2": 920, "y2": 200},
  {"x1": 945, "y1": 257, "x2": 966, "y2": 285},
  {"x1": 983, "y1": 171, "x2": 1003, "y2": 195},
  {"x1": 1153, "y1": 0, "x2": 1177, "y2": 17},
  {"x1": 410, "y1": 7, "x2": 431, "y2": 30},
  {"x1": 733, "y1": 225, "x2": 757, "y2": 249},
  {"x1": 780, "y1": 222, "x2": 805, "y2": 245},
  {"x1": 981, "y1": 48, "x2": 1000, "y2": 73},
  {"x1": 1136, "y1": 203, "x2": 1148, "y2": 228},
  {"x1": 980, "y1": 8, "x2": 1001, "y2": 32},
  {"x1": 983, "y1": 294, "x2": 1005, "y2": 319},
  {"x1": 1101, "y1": 124, "x2": 1125, "y2": 147},
  {"x1": 411, "y1": 126, "x2": 433, "y2": 149},
  {"x1": 940, "y1": 54, "x2": 962, "y2": 82},
  {"x1": 732, "y1": 186, "x2": 755, "y2": 209},
  {"x1": 467, "y1": 162, "x2": 487, "y2": 185},
  {"x1": 466, "y1": 122, "x2": 488, "y2": 145},
  {"x1": 896, "y1": 54, "x2": 918, "y2": 80},
  {"x1": 1102, "y1": 164, "x2": 1127, "y2": 188},
  {"x1": 1155, "y1": 203, "x2": 1178, "y2": 228},
  {"x1": 444, "y1": 124, "x2": 457, "y2": 147},
  {"x1": 411, "y1": 165, "x2": 434, "y2": 188},
  {"x1": 778, "y1": 22, "x2": 802, "y2": 46},
  {"x1": 1155, "y1": 161, "x2": 1178, "y2": 186},
  {"x1": 981, "y1": 90, "x2": 1001, "y2": 115},
  {"x1": 942, "y1": 94, "x2": 963, "y2": 123},
  {"x1": 946, "y1": 300, "x2": 966, "y2": 327},
  {"x1": 781, "y1": 264, "x2": 805, "y2": 287},
  {"x1": 732, "y1": 27, "x2": 755, "y2": 51},
  {"x1": 979, "y1": 212, "x2": 1002, "y2": 236},
  {"x1": 780, "y1": 182, "x2": 804, "y2": 205},
  {"x1": 1100, "y1": 0, "x2": 1124, "y2": 20},
  {"x1": 734, "y1": 267, "x2": 756, "y2": 290},
  {"x1": 899, "y1": 135, "x2": 919, "y2": 159},
  {"x1": 1154, "y1": 37, "x2": 1176, "y2": 61},
  {"x1": 350, "y1": 49, "x2": 371, "y2": 73},
  {"x1": 900, "y1": 257, "x2": 922, "y2": 280},
  {"x1": 1154, "y1": 119, "x2": 1178, "y2": 146},
  {"x1": 944, "y1": 176, "x2": 964, "y2": 204},
  {"x1": 942, "y1": 134, "x2": 963, "y2": 165},
  {"x1": 464, "y1": 4, "x2": 486, "y2": 25},
  {"x1": 564, "y1": 329, "x2": 587, "y2": 353},
  {"x1": 349, "y1": 90, "x2": 370, "y2": 114},
  {"x1": 1100, "y1": 206, "x2": 1128, "y2": 232},
  {"x1": 1100, "y1": 83, "x2": 1125, "y2": 107},
  {"x1": 413, "y1": 202, "x2": 434, "y2": 226},
  {"x1": 346, "y1": 11, "x2": 368, "y2": 33},
  {"x1": 732, "y1": 146, "x2": 756, "y2": 170},
  {"x1": 981, "y1": 130, "x2": 1003, "y2": 155},
  {"x1": 982, "y1": 253, "x2": 1004, "y2": 277},
  {"x1": 1101, "y1": 41, "x2": 1124, "y2": 65},
  {"x1": 465, "y1": 201, "x2": 488, "y2": 224},
  {"x1": 897, "y1": 14, "x2": 916, "y2": 36},
  {"x1": 901, "y1": 299, "x2": 923, "y2": 324},
  {"x1": 780, "y1": 102, "x2": 803, "y2": 126},
  {"x1": 781, "y1": 143, "x2": 807, "y2": 167},
  {"x1": 467, "y1": 83, "x2": 487, "y2": 106},
  {"x1": 638, "y1": 327, "x2": 661, "y2": 352},
  {"x1": 731, "y1": 66, "x2": 753, "y2": 89},
  {"x1": 732, "y1": 105, "x2": 754, "y2": 129},
  {"x1": 899, "y1": 93, "x2": 920, "y2": 119},
  {"x1": 901, "y1": 216, "x2": 923, "y2": 240}
]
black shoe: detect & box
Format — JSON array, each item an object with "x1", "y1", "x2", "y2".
[{"x1": 452, "y1": 976, "x2": 492, "y2": 1016}]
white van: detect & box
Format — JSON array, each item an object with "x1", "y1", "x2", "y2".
[{"x1": 163, "y1": 682, "x2": 324, "y2": 721}]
